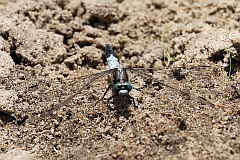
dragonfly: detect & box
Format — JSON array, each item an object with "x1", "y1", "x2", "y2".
[{"x1": 42, "y1": 44, "x2": 211, "y2": 117}]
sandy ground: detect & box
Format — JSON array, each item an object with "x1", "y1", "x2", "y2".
[{"x1": 0, "y1": 0, "x2": 239, "y2": 159}]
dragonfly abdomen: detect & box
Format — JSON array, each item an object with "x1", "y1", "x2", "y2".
[{"x1": 105, "y1": 44, "x2": 120, "y2": 69}]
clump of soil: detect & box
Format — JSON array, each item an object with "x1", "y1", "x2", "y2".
[{"x1": 0, "y1": 0, "x2": 239, "y2": 159}]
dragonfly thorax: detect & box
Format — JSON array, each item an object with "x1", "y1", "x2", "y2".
[
  {"x1": 114, "y1": 82, "x2": 132, "y2": 96},
  {"x1": 110, "y1": 67, "x2": 132, "y2": 96}
]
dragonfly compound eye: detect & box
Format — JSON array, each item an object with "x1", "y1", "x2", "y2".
[
  {"x1": 114, "y1": 82, "x2": 132, "y2": 96},
  {"x1": 125, "y1": 82, "x2": 132, "y2": 92}
]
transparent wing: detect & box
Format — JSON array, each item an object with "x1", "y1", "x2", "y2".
[
  {"x1": 65, "y1": 69, "x2": 113, "y2": 85},
  {"x1": 129, "y1": 65, "x2": 211, "y2": 80},
  {"x1": 128, "y1": 65, "x2": 211, "y2": 71},
  {"x1": 42, "y1": 69, "x2": 114, "y2": 117},
  {"x1": 128, "y1": 66, "x2": 215, "y2": 106},
  {"x1": 127, "y1": 68, "x2": 190, "y2": 98}
]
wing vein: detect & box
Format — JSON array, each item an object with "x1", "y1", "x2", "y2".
[
  {"x1": 128, "y1": 68, "x2": 190, "y2": 98},
  {"x1": 42, "y1": 69, "x2": 114, "y2": 117}
]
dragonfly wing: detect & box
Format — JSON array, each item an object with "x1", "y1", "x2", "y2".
[
  {"x1": 42, "y1": 69, "x2": 114, "y2": 117},
  {"x1": 130, "y1": 66, "x2": 211, "y2": 80},
  {"x1": 130, "y1": 65, "x2": 211, "y2": 71},
  {"x1": 65, "y1": 69, "x2": 113, "y2": 85},
  {"x1": 128, "y1": 67, "x2": 215, "y2": 106},
  {"x1": 128, "y1": 68, "x2": 190, "y2": 98}
]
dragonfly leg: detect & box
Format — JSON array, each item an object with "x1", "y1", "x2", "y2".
[
  {"x1": 106, "y1": 94, "x2": 138, "y2": 109},
  {"x1": 105, "y1": 94, "x2": 118, "y2": 109},
  {"x1": 128, "y1": 95, "x2": 138, "y2": 108},
  {"x1": 94, "y1": 84, "x2": 112, "y2": 106}
]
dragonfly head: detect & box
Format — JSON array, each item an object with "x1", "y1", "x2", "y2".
[{"x1": 114, "y1": 82, "x2": 132, "y2": 96}]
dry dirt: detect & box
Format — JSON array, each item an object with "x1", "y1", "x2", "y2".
[{"x1": 0, "y1": 0, "x2": 240, "y2": 159}]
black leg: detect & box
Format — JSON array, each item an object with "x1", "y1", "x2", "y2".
[
  {"x1": 128, "y1": 95, "x2": 138, "y2": 108},
  {"x1": 94, "y1": 84, "x2": 112, "y2": 106},
  {"x1": 106, "y1": 94, "x2": 118, "y2": 109},
  {"x1": 104, "y1": 93, "x2": 138, "y2": 109}
]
